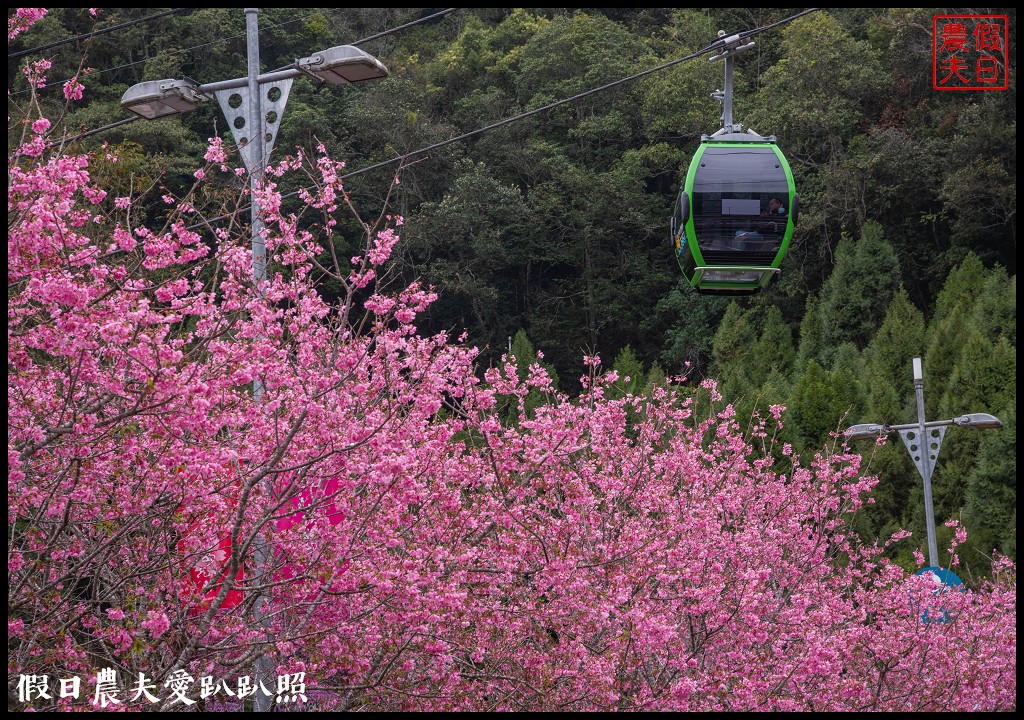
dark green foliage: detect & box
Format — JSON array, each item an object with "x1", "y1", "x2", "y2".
[
  {"x1": 927, "y1": 334, "x2": 1016, "y2": 538},
  {"x1": 862, "y1": 287, "x2": 924, "y2": 424},
  {"x1": 637, "y1": 10, "x2": 720, "y2": 142},
  {"x1": 963, "y1": 405, "x2": 1016, "y2": 571},
  {"x1": 816, "y1": 221, "x2": 900, "y2": 362},
  {"x1": 937, "y1": 98, "x2": 1017, "y2": 275},
  {"x1": 795, "y1": 294, "x2": 825, "y2": 373},
  {"x1": 745, "y1": 13, "x2": 888, "y2": 167},
  {"x1": 787, "y1": 360, "x2": 860, "y2": 452},
  {"x1": 749, "y1": 306, "x2": 795, "y2": 389},
  {"x1": 610, "y1": 345, "x2": 645, "y2": 399},
  {"x1": 930, "y1": 252, "x2": 989, "y2": 330},
  {"x1": 648, "y1": 280, "x2": 729, "y2": 378},
  {"x1": 643, "y1": 362, "x2": 666, "y2": 393},
  {"x1": 403, "y1": 159, "x2": 537, "y2": 356},
  {"x1": 923, "y1": 258, "x2": 1014, "y2": 417},
  {"x1": 830, "y1": 343, "x2": 866, "y2": 415},
  {"x1": 972, "y1": 271, "x2": 1016, "y2": 346},
  {"x1": 710, "y1": 301, "x2": 756, "y2": 404},
  {"x1": 710, "y1": 304, "x2": 799, "y2": 425}
]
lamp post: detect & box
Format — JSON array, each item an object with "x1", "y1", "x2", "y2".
[
  {"x1": 121, "y1": 11, "x2": 388, "y2": 710},
  {"x1": 844, "y1": 356, "x2": 1003, "y2": 568},
  {"x1": 120, "y1": 22, "x2": 388, "y2": 307}
]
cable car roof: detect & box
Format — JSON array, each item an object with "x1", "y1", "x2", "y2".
[{"x1": 701, "y1": 128, "x2": 776, "y2": 143}]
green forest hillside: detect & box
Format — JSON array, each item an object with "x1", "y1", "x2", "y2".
[{"x1": 9, "y1": 7, "x2": 1015, "y2": 576}]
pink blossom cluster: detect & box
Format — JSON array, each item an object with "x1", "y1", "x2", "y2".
[
  {"x1": 8, "y1": 7, "x2": 46, "y2": 40},
  {"x1": 63, "y1": 75, "x2": 84, "y2": 101},
  {"x1": 21, "y1": 57, "x2": 51, "y2": 89},
  {"x1": 8, "y1": 125, "x2": 1016, "y2": 712}
]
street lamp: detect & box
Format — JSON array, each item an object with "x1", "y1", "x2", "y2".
[
  {"x1": 843, "y1": 356, "x2": 1003, "y2": 569},
  {"x1": 120, "y1": 11, "x2": 389, "y2": 711},
  {"x1": 118, "y1": 26, "x2": 389, "y2": 350},
  {"x1": 121, "y1": 45, "x2": 387, "y2": 117},
  {"x1": 120, "y1": 44, "x2": 387, "y2": 172},
  {"x1": 120, "y1": 39, "x2": 388, "y2": 287},
  {"x1": 843, "y1": 423, "x2": 888, "y2": 442},
  {"x1": 951, "y1": 412, "x2": 1003, "y2": 430},
  {"x1": 120, "y1": 78, "x2": 205, "y2": 119},
  {"x1": 296, "y1": 44, "x2": 389, "y2": 84}
]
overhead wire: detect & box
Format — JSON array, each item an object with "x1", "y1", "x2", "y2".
[
  {"x1": 262, "y1": 9, "x2": 460, "y2": 75},
  {"x1": 9, "y1": 10, "x2": 326, "y2": 99},
  {"x1": 352, "y1": 8, "x2": 460, "y2": 47},
  {"x1": 8, "y1": 9, "x2": 189, "y2": 60},
  {"x1": 41, "y1": 9, "x2": 462, "y2": 149},
  {"x1": 44, "y1": 117, "x2": 141, "y2": 150},
  {"x1": 187, "y1": 7, "x2": 821, "y2": 229},
  {"x1": 22, "y1": 8, "x2": 819, "y2": 229},
  {"x1": 318, "y1": 7, "x2": 821, "y2": 185}
]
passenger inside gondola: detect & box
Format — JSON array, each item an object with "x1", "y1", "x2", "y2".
[{"x1": 762, "y1": 197, "x2": 786, "y2": 216}]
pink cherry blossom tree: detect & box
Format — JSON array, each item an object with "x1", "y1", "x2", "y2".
[{"x1": 7, "y1": 17, "x2": 1016, "y2": 708}]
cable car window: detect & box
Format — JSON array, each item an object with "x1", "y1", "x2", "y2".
[
  {"x1": 691, "y1": 147, "x2": 790, "y2": 262},
  {"x1": 721, "y1": 198, "x2": 760, "y2": 215}
]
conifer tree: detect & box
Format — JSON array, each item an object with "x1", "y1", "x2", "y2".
[
  {"x1": 862, "y1": 287, "x2": 925, "y2": 424},
  {"x1": 748, "y1": 306, "x2": 795, "y2": 390},
  {"x1": 787, "y1": 360, "x2": 859, "y2": 452},
  {"x1": 924, "y1": 253, "x2": 990, "y2": 415},
  {"x1": 795, "y1": 294, "x2": 825, "y2": 373},
  {"x1": 816, "y1": 221, "x2": 900, "y2": 360},
  {"x1": 611, "y1": 344, "x2": 645, "y2": 399},
  {"x1": 710, "y1": 301, "x2": 756, "y2": 405},
  {"x1": 964, "y1": 405, "x2": 1017, "y2": 570},
  {"x1": 502, "y1": 329, "x2": 561, "y2": 421},
  {"x1": 643, "y1": 362, "x2": 666, "y2": 394}
]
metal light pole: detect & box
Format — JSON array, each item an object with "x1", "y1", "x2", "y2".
[
  {"x1": 243, "y1": 11, "x2": 273, "y2": 710},
  {"x1": 120, "y1": 12, "x2": 389, "y2": 710},
  {"x1": 245, "y1": 8, "x2": 266, "y2": 385},
  {"x1": 844, "y1": 356, "x2": 1003, "y2": 568},
  {"x1": 909, "y1": 357, "x2": 939, "y2": 567}
]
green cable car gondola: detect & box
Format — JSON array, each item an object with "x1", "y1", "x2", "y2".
[{"x1": 671, "y1": 32, "x2": 798, "y2": 295}]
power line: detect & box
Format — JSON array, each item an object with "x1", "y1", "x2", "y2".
[
  {"x1": 44, "y1": 117, "x2": 141, "y2": 150},
  {"x1": 278, "y1": 10, "x2": 823, "y2": 195},
  {"x1": 355, "y1": 8, "x2": 460, "y2": 47},
  {"x1": 8, "y1": 9, "x2": 189, "y2": 61},
  {"x1": 182, "y1": 8, "x2": 820, "y2": 231},
  {"x1": 265, "y1": 9, "x2": 460, "y2": 74},
  {"x1": 31, "y1": 9, "x2": 460, "y2": 144},
  {"x1": 9, "y1": 11, "x2": 325, "y2": 98}
]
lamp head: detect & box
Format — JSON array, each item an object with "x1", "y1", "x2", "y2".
[
  {"x1": 952, "y1": 412, "x2": 1003, "y2": 430},
  {"x1": 843, "y1": 423, "x2": 889, "y2": 442},
  {"x1": 296, "y1": 45, "x2": 389, "y2": 85},
  {"x1": 121, "y1": 79, "x2": 204, "y2": 119}
]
